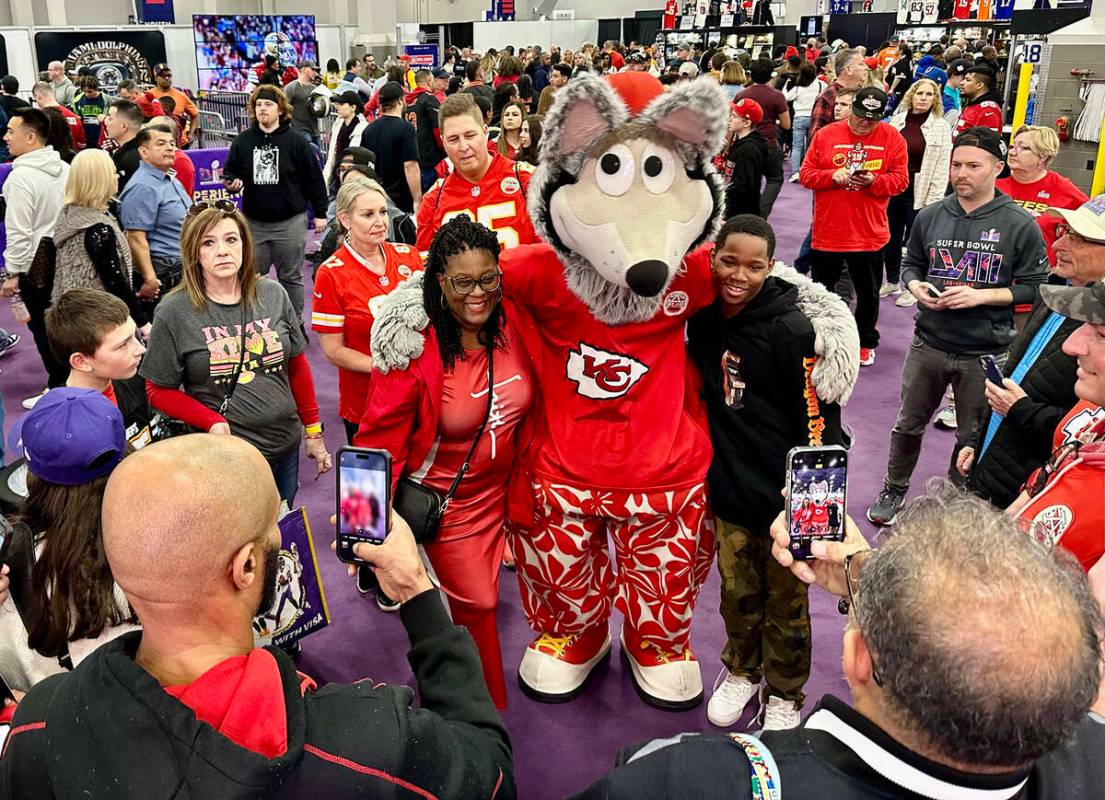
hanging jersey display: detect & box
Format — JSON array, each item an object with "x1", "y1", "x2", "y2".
[{"x1": 953, "y1": 0, "x2": 972, "y2": 18}]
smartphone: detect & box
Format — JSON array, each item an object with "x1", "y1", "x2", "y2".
[
  {"x1": 927, "y1": 285, "x2": 943, "y2": 299},
  {"x1": 786, "y1": 445, "x2": 848, "y2": 561},
  {"x1": 335, "y1": 447, "x2": 391, "y2": 564},
  {"x1": 979, "y1": 355, "x2": 1004, "y2": 385}
]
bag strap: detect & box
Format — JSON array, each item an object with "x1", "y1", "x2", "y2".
[
  {"x1": 727, "y1": 733, "x2": 782, "y2": 800},
  {"x1": 440, "y1": 346, "x2": 495, "y2": 510},
  {"x1": 217, "y1": 302, "x2": 250, "y2": 416}
]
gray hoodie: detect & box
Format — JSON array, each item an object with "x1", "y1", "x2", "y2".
[
  {"x1": 1, "y1": 145, "x2": 69, "y2": 273},
  {"x1": 901, "y1": 190, "x2": 1048, "y2": 355}
]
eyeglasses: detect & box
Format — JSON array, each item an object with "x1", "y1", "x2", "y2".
[
  {"x1": 188, "y1": 199, "x2": 238, "y2": 217},
  {"x1": 837, "y1": 551, "x2": 883, "y2": 687},
  {"x1": 445, "y1": 272, "x2": 502, "y2": 295},
  {"x1": 1054, "y1": 223, "x2": 1089, "y2": 245}
]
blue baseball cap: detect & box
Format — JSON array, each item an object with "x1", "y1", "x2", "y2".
[{"x1": 8, "y1": 387, "x2": 126, "y2": 486}]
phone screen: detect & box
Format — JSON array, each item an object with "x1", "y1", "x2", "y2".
[
  {"x1": 336, "y1": 447, "x2": 391, "y2": 563},
  {"x1": 787, "y1": 446, "x2": 848, "y2": 561}
]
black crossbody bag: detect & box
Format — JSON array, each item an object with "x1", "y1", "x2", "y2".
[{"x1": 395, "y1": 346, "x2": 494, "y2": 544}]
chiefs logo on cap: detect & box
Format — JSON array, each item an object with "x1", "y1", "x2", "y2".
[{"x1": 861, "y1": 96, "x2": 882, "y2": 111}]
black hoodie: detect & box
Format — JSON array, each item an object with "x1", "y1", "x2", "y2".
[
  {"x1": 0, "y1": 590, "x2": 515, "y2": 799},
  {"x1": 901, "y1": 190, "x2": 1049, "y2": 355},
  {"x1": 223, "y1": 121, "x2": 328, "y2": 223},
  {"x1": 724, "y1": 130, "x2": 769, "y2": 218},
  {"x1": 687, "y1": 276, "x2": 844, "y2": 531}
]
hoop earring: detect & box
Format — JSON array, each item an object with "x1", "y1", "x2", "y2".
[{"x1": 440, "y1": 292, "x2": 447, "y2": 309}]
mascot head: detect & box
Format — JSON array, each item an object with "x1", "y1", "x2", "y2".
[{"x1": 530, "y1": 72, "x2": 728, "y2": 324}]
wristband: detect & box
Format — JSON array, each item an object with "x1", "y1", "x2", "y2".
[{"x1": 304, "y1": 422, "x2": 323, "y2": 436}]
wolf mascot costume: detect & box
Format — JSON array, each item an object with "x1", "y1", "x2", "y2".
[{"x1": 374, "y1": 72, "x2": 730, "y2": 708}]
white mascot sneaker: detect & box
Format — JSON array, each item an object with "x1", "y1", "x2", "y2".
[
  {"x1": 620, "y1": 630, "x2": 703, "y2": 710},
  {"x1": 517, "y1": 627, "x2": 612, "y2": 703},
  {"x1": 707, "y1": 669, "x2": 760, "y2": 727}
]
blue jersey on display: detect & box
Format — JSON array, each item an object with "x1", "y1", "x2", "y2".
[
  {"x1": 830, "y1": 0, "x2": 849, "y2": 12},
  {"x1": 994, "y1": 0, "x2": 1014, "y2": 18}
]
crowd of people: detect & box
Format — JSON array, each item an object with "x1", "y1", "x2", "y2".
[{"x1": 0, "y1": 27, "x2": 1103, "y2": 800}]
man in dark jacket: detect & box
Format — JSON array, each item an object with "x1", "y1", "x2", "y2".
[
  {"x1": 408, "y1": 68, "x2": 447, "y2": 191},
  {"x1": 223, "y1": 84, "x2": 327, "y2": 318},
  {"x1": 687, "y1": 215, "x2": 855, "y2": 733},
  {"x1": 868, "y1": 127, "x2": 1048, "y2": 526},
  {"x1": 0, "y1": 434, "x2": 515, "y2": 799},
  {"x1": 953, "y1": 65, "x2": 1003, "y2": 137},
  {"x1": 959, "y1": 194, "x2": 1105, "y2": 507},
  {"x1": 573, "y1": 485, "x2": 1105, "y2": 800}
]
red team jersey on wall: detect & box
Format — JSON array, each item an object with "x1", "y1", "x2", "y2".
[
  {"x1": 996, "y1": 173, "x2": 1089, "y2": 264},
  {"x1": 664, "y1": 0, "x2": 679, "y2": 28},
  {"x1": 311, "y1": 242, "x2": 424, "y2": 423},
  {"x1": 953, "y1": 0, "x2": 972, "y2": 17},
  {"x1": 1017, "y1": 401, "x2": 1105, "y2": 572},
  {"x1": 416, "y1": 153, "x2": 537, "y2": 252},
  {"x1": 501, "y1": 243, "x2": 715, "y2": 491}
]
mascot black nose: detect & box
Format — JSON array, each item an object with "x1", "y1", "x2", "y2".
[{"x1": 625, "y1": 260, "x2": 669, "y2": 297}]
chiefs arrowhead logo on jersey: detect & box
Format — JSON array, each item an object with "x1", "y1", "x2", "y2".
[{"x1": 566, "y1": 342, "x2": 649, "y2": 400}]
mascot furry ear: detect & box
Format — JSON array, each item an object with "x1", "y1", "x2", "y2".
[{"x1": 530, "y1": 72, "x2": 728, "y2": 325}]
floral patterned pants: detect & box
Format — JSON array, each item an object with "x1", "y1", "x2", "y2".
[{"x1": 511, "y1": 478, "x2": 715, "y2": 653}]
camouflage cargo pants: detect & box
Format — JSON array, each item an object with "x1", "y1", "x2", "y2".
[{"x1": 716, "y1": 518, "x2": 811, "y2": 706}]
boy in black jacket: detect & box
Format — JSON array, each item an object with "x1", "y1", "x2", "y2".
[
  {"x1": 687, "y1": 215, "x2": 856, "y2": 732},
  {"x1": 723, "y1": 98, "x2": 769, "y2": 219},
  {"x1": 223, "y1": 85, "x2": 328, "y2": 319}
]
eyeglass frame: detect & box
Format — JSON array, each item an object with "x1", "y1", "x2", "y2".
[
  {"x1": 1054, "y1": 222, "x2": 1090, "y2": 245},
  {"x1": 443, "y1": 271, "x2": 503, "y2": 296},
  {"x1": 837, "y1": 550, "x2": 883, "y2": 687}
]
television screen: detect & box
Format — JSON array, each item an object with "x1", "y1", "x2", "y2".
[{"x1": 193, "y1": 14, "x2": 317, "y2": 92}]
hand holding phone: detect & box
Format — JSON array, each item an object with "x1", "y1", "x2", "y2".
[
  {"x1": 785, "y1": 446, "x2": 848, "y2": 561},
  {"x1": 979, "y1": 355, "x2": 1004, "y2": 385},
  {"x1": 335, "y1": 447, "x2": 392, "y2": 564}
]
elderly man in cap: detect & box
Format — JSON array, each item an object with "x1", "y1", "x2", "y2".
[
  {"x1": 1007, "y1": 195, "x2": 1105, "y2": 571},
  {"x1": 147, "y1": 63, "x2": 199, "y2": 147},
  {"x1": 959, "y1": 194, "x2": 1105, "y2": 508}
]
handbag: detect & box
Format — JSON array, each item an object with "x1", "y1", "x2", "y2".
[{"x1": 395, "y1": 346, "x2": 495, "y2": 544}]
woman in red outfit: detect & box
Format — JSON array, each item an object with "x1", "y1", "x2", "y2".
[
  {"x1": 311, "y1": 177, "x2": 423, "y2": 444},
  {"x1": 998, "y1": 125, "x2": 1088, "y2": 264},
  {"x1": 355, "y1": 216, "x2": 539, "y2": 709}
]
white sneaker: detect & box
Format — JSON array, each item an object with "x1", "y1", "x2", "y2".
[
  {"x1": 934, "y1": 404, "x2": 957, "y2": 430},
  {"x1": 707, "y1": 669, "x2": 759, "y2": 727},
  {"x1": 22, "y1": 389, "x2": 47, "y2": 410},
  {"x1": 895, "y1": 291, "x2": 917, "y2": 307},
  {"x1": 788, "y1": 173, "x2": 800, "y2": 183},
  {"x1": 878, "y1": 282, "x2": 898, "y2": 298},
  {"x1": 760, "y1": 694, "x2": 802, "y2": 731}
]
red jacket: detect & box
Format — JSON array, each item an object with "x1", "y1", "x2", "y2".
[
  {"x1": 954, "y1": 92, "x2": 1003, "y2": 137},
  {"x1": 800, "y1": 119, "x2": 910, "y2": 252},
  {"x1": 354, "y1": 300, "x2": 544, "y2": 527},
  {"x1": 56, "y1": 105, "x2": 86, "y2": 150}
]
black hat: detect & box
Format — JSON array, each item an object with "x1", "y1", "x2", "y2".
[
  {"x1": 947, "y1": 58, "x2": 972, "y2": 77},
  {"x1": 332, "y1": 90, "x2": 363, "y2": 107},
  {"x1": 852, "y1": 87, "x2": 888, "y2": 121},
  {"x1": 152, "y1": 63, "x2": 171, "y2": 76},
  {"x1": 432, "y1": 68, "x2": 451, "y2": 79},
  {"x1": 954, "y1": 126, "x2": 1010, "y2": 176},
  {"x1": 627, "y1": 52, "x2": 648, "y2": 64}
]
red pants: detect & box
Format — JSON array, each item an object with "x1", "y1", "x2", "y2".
[
  {"x1": 423, "y1": 512, "x2": 508, "y2": 709},
  {"x1": 511, "y1": 479, "x2": 714, "y2": 652}
]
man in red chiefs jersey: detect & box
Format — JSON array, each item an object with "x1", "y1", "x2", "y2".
[
  {"x1": 1011, "y1": 200, "x2": 1105, "y2": 572},
  {"x1": 415, "y1": 93, "x2": 537, "y2": 253},
  {"x1": 954, "y1": 66, "x2": 1003, "y2": 137}
]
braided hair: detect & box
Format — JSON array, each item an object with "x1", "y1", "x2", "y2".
[{"x1": 423, "y1": 216, "x2": 507, "y2": 370}]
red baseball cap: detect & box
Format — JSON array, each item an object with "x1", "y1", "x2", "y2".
[
  {"x1": 399, "y1": 54, "x2": 411, "y2": 61},
  {"x1": 730, "y1": 97, "x2": 764, "y2": 125}
]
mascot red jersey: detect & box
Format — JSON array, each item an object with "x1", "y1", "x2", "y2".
[{"x1": 373, "y1": 72, "x2": 728, "y2": 709}]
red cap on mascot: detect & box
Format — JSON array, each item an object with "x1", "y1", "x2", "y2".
[{"x1": 605, "y1": 71, "x2": 665, "y2": 117}]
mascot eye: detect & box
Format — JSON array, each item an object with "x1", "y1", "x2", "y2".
[
  {"x1": 595, "y1": 144, "x2": 635, "y2": 197},
  {"x1": 641, "y1": 144, "x2": 676, "y2": 194}
]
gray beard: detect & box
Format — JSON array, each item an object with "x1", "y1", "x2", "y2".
[{"x1": 561, "y1": 251, "x2": 664, "y2": 326}]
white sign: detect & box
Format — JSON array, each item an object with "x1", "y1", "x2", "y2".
[{"x1": 1016, "y1": 40, "x2": 1045, "y2": 64}]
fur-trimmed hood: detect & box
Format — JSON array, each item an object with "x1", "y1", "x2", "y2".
[
  {"x1": 370, "y1": 265, "x2": 859, "y2": 404},
  {"x1": 773, "y1": 264, "x2": 860, "y2": 405}
]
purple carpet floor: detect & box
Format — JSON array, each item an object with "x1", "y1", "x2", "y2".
[{"x1": 0, "y1": 172, "x2": 955, "y2": 798}]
